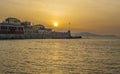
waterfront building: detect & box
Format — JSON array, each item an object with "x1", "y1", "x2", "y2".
[
  {"x1": 3, "y1": 17, "x2": 21, "y2": 25},
  {"x1": 32, "y1": 24, "x2": 45, "y2": 30},
  {"x1": 0, "y1": 17, "x2": 73, "y2": 39},
  {"x1": 21, "y1": 21, "x2": 31, "y2": 28},
  {"x1": 0, "y1": 17, "x2": 24, "y2": 39},
  {"x1": 0, "y1": 17, "x2": 24, "y2": 34}
]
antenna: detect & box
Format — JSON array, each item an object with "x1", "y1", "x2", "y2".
[{"x1": 68, "y1": 22, "x2": 71, "y2": 31}]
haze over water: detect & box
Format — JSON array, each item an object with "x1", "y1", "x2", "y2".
[{"x1": 0, "y1": 39, "x2": 120, "y2": 74}]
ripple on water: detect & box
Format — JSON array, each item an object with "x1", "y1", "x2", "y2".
[{"x1": 0, "y1": 39, "x2": 120, "y2": 74}]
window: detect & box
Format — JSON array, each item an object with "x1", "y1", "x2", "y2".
[
  {"x1": 1, "y1": 26, "x2": 7, "y2": 30},
  {"x1": 18, "y1": 27, "x2": 23, "y2": 31},
  {"x1": 9, "y1": 27, "x2": 16, "y2": 30}
]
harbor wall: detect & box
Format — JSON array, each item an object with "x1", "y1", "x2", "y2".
[
  {"x1": 0, "y1": 34, "x2": 24, "y2": 39},
  {"x1": 0, "y1": 31, "x2": 71, "y2": 39}
]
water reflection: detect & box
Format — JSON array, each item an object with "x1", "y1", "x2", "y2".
[{"x1": 0, "y1": 39, "x2": 120, "y2": 74}]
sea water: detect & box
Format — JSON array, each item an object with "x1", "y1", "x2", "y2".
[{"x1": 0, "y1": 39, "x2": 120, "y2": 74}]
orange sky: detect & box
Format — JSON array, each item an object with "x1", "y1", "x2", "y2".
[{"x1": 0, "y1": 0, "x2": 120, "y2": 35}]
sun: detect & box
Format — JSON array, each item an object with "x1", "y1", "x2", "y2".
[{"x1": 54, "y1": 21, "x2": 58, "y2": 27}]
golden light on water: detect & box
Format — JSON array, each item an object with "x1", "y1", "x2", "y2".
[{"x1": 54, "y1": 21, "x2": 58, "y2": 27}]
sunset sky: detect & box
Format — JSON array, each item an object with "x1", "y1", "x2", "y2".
[{"x1": 0, "y1": 0, "x2": 120, "y2": 35}]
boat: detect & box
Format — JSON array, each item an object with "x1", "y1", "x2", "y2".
[{"x1": 70, "y1": 36, "x2": 82, "y2": 39}]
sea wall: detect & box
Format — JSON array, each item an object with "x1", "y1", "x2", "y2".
[
  {"x1": 0, "y1": 34, "x2": 24, "y2": 39},
  {"x1": 0, "y1": 31, "x2": 71, "y2": 39}
]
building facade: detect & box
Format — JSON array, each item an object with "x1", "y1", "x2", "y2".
[{"x1": 0, "y1": 17, "x2": 72, "y2": 39}]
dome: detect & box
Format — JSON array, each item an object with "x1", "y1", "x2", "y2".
[
  {"x1": 4, "y1": 17, "x2": 21, "y2": 25},
  {"x1": 33, "y1": 24, "x2": 45, "y2": 30}
]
